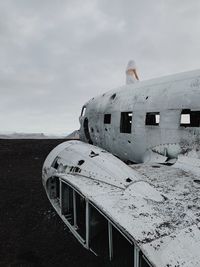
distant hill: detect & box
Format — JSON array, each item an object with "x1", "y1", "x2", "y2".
[
  {"x1": 0, "y1": 132, "x2": 64, "y2": 139},
  {"x1": 0, "y1": 130, "x2": 81, "y2": 139},
  {"x1": 65, "y1": 130, "x2": 80, "y2": 140}
]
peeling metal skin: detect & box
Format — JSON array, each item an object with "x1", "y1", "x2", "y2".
[{"x1": 42, "y1": 70, "x2": 200, "y2": 267}]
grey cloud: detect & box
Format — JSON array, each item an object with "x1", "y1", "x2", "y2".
[{"x1": 1, "y1": 0, "x2": 200, "y2": 134}]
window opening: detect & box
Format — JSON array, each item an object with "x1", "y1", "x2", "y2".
[
  {"x1": 75, "y1": 192, "x2": 86, "y2": 239},
  {"x1": 89, "y1": 205, "x2": 109, "y2": 258},
  {"x1": 145, "y1": 112, "x2": 160, "y2": 126},
  {"x1": 120, "y1": 112, "x2": 132, "y2": 133},
  {"x1": 180, "y1": 109, "x2": 200, "y2": 127},
  {"x1": 61, "y1": 182, "x2": 74, "y2": 225},
  {"x1": 112, "y1": 226, "x2": 134, "y2": 266},
  {"x1": 104, "y1": 114, "x2": 111, "y2": 124},
  {"x1": 83, "y1": 117, "x2": 93, "y2": 144}
]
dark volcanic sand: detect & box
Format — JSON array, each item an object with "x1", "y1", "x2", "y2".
[{"x1": 0, "y1": 139, "x2": 117, "y2": 267}]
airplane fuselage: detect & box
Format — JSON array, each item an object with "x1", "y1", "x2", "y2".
[{"x1": 79, "y1": 70, "x2": 200, "y2": 162}]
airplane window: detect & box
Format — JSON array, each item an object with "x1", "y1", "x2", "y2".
[
  {"x1": 81, "y1": 106, "x2": 86, "y2": 117},
  {"x1": 61, "y1": 182, "x2": 74, "y2": 226},
  {"x1": 104, "y1": 114, "x2": 111, "y2": 124},
  {"x1": 120, "y1": 112, "x2": 132, "y2": 133},
  {"x1": 180, "y1": 109, "x2": 200, "y2": 127},
  {"x1": 75, "y1": 192, "x2": 86, "y2": 239},
  {"x1": 89, "y1": 204, "x2": 109, "y2": 258},
  {"x1": 145, "y1": 112, "x2": 160, "y2": 126},
  {"x1": 89, "y1": 203, "x2": 134, "y2": 266},
  {"x1": 112, "y1": 226, "x2": 134, "y2": 266}
]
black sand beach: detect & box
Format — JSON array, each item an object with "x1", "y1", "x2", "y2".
[{"x1": 0, "y1": 139, "x2": 116, "y2": 267}]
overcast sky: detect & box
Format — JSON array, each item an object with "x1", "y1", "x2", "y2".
[{"x1": 1, "y1": 0, "x2": 200, "y2": 135}]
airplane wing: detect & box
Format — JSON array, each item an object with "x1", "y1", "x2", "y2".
[
  {"x1": 42, "y1": 140, "x2": 200, "y2": 267},
  {"x1": 129, "y1": 159, "x2": 200, "y2": 267}
]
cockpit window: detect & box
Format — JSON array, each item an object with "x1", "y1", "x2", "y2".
[
  {"x1": 81, "y1": 106, "x2": 86, "y2": 117},
  {"x1": 145, "y1": 112, "x2": 160, "y2": 126},
  {"x1": 180, "y1": 109, "x2": 200, "y2": 127}
]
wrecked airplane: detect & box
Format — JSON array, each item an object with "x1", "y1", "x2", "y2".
[{"x1": 42, "y1": 69, "x2": 200, "y2": 267}]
